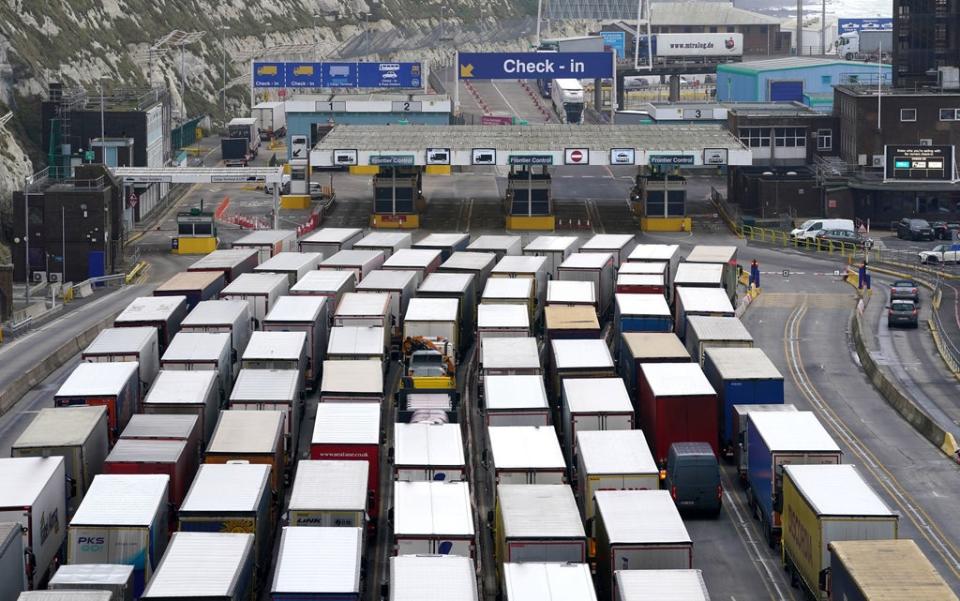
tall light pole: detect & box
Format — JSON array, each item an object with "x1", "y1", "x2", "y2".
[
  {"x1": 313, "y1": 14, "x2": 321, "y2": 61},
  {"x1": 221, "y1": 25, "x2": 231, "y2": 118},
  {"x1": 99, "y1": 78, "x2": 106, "y2": 153},
  {"x1": 23, "y1": 174, "x2": 29, "y2": 305}
]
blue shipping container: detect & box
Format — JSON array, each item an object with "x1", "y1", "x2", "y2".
[
  {"x1": 702, "y1": 348, "x2": 784, "y2": 449},
  {"x1": 618, "y1": 315, "x2": 673, "y2": 333}
]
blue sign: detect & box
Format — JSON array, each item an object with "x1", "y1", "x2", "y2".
[
  {"x1": 458, "y1": 52, "x2": 613, "y2": 80},
  {"x1": 321, "y1": 62, "x2": 358, "y2": 87},
  {"x1": 600, "y1": 32, "x2": 626, "y2": 59},
  {"x1": 285, "y1": 62, "x2": 322, "y2": 88},
  {"x1": 358, "y1": 63, "x2": 422, "y2": 88},
  {"x1": 838, "y1": 18, "x2": 893, "y2": 33},
  {"x1": 252, "y1": 62, "x2": 284, "y2": 87}
]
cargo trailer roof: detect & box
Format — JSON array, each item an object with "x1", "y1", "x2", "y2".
[
  {"x1": 467, "y1": 235, "x2": 521, "y2": 252},
  {"x1": 231, "y1": 369, "x2": 300, "y2": 402},
  {"x1": 254, "y1": 251, "x2": 321, "y2": 273},
  {"x1": 220, "y1": 272, "x2": 288, "y2": 295},
  {"x1": 335, "y1": 292, "x2": 390, "y2": 316},
  {"x1": 144, "y1": 370, "x2": 218, "y2": 404},
  {"x1": 686, "y1": 245, "x2": 737, "y2": 264},
  {"x1": 312, "y1": 402, "x2": 380, "y2": 445},
  {"x1": 327, "y1": 326, "x2": 386, "y2": 356},
  {"x1": 291, "y1": 269, "x2": 355, "y2": 293},
  {"x1": 116, "y1": 296, "x2": 186, "y2": 323},
  {"x1": 786, "y1": 464, "x2": 896, "y2": 517},
  {"x1": 481, "y1": 337, "x2": 540, "y2": 370},
  {"x1": 582, "y1": 234, "x2": 634, "y2": 251},
  {"x1": 383, "y1": 248, "x2": 442, "y2": 269},
  {"x1": 72, "y1": 474, "x2": 168, "y2": 526},
  {"x1": 0, "y1": 457, "x2": 64, "y2": 507},
  {"x1": 576, "y1": 430, "x2": 658, "y2": 475},
  {"x1": 19, "y1": 593, "x2": 112, "y2": 601},
  {"x1": 497, "y1": 484, "x2": 585, "y2": 539},
  {"x1": 264, "y1": 295, "x2": 326, "y2": 323},
  {"x1": 828, "y1": 539, "x2": 958, "y2": 601},
  {"x1": 320, "y1": 360, "x2": 383, "y2": 394},
  {"x1": 355, "y1": 231, "x2": 412, "y2": 248},
  {"x1": 596, "y1": 490, "x2": 690, "y2": 544},
  {"x1": 733, "y1": 403, "x2": 797, "y2": 418},
  {"x1": 489, "y1": 426, "x2": 565, "y2": 470},
  {"x1": 478, "y1": 304, "x2": 529, "y2": 329},
  {"x1": 484, "y1": 375, "x2": 549, "y2": 411},
  {"x1": 622, "y1": 332, "x2": 689, "y2": 361},
  {"x1": 142, "y1": 532, "x2": 254, "y2": 598},
  {"x1": 503, "y1": 563, "x2": 597, "y2": 601},
  {"x1": 615, "y1": 293, "x2": 671, "y2": 317},
  {"x1": 615, "y1": 570, "x2": 709, "y2": 601},
  {"x1": 48, "y1": 563, "x2": 134, "y2": 586},
  {"x1": 563, "y1": 378, "x2": 632, "y2": 413},
  {"x1": 288, "y1": 460, "x2": 369, "y2": 511},
  {"x1": 357, "y1": 269, "x2": 417, "y2": 291},
  {"x1": 405, "y1": 297, "x2": 459, "y2": 322},
  {"x1": 419, "y1": 272, "x2": 474, "y2": 294},
  {"x1": 673, "y1": 262, "x2": 724, "y2": 285},
  {"x1": 188, "y1": 248, "x2": 258, "y2": 270},
  {"x1": 676, "y1": 286, "x2": 735, "y2": 314},
  {"x1": 395, "y1": 423, "x2": 465, "y2": 468},
  {"x1": 405, "y1": 393, "x2": 454, "y2": 412},
  {"x1": 301, "y1": 227, "x2": 362, "y2": 244},
  {"x1": 180, "y1": 463, "x2": 270, "y2": 512},
  {"x1": 207, "y1": 410, "x2": 284, "y2": 453},
  {"x1": 390, "y1": 555, "x2": 478, "y2": 601},
  {"x1": 619, "y1": 261, "x2": 668, "y2": 274},
  {"x1": 616, "y1": 274, "x2": 664, "y2": 288},
  {"x1": 84, "y1": 326, "x2": 156, "y2": 355},
  {"x1": 181, "y1": 300, "x2": 248, "y2": 327},
  {"x1": 321, "y1": 249, "x2": 385, "y2": 267},
  {"x1": 394, "y1": 481, "x2": 474, "y2": 536},
  {"x1": 559, "y1": 252, "x2": 614, "y2": 270},
  {"x1": 441, "y1": 251, "x2": 496, "y2": 271},
  {"x1": 55, "y1": 362, "x2": 139, "y2": 397},
  {"x1": 544, "y1": 305, "x2": 600, "y2": 331},
  {"x1": 121, "y1": 414, "x2": 199, "y2": 440},
  {"x1": 242, "y1": 331, "x2": 306, "y2": 361},
  {"x1": 415, "y1": 232, "x2": 470, "y2": 248},
  {"x1": 482, "y1": 277, "x2": 533, "y2": 299},
  {"x1": 552, "y1": 338, "x2": 614, "y2": 370},
  {"x1": 686, "y1": 315, "x2": 754, "y2": 343},
  {"x1": 271, "y1": 526, "x2": 362, "y2": 594},
  {"x1": 523, "y1": 235, "x2": 579, "y2": 253},
  {"x1": 749, "y1": 411, "x2": 840, "y2": 453},
  {"x1": 13, "y1": 406, "x2": 106, "y2": 448},
  {"x1": 546, "y1": 280, "x2": 596, "y2": 304},
  {"x1": 106, "y1": 438, "x2": 185, "y2": 464},
  {"x1": 627, "y1": 244, "x2": 679, "y2": 262},
  {"x1": 640, "y1": 363, "x2": 715, "y2": 396},
  {"x1": 162, "y1": 332, "x2": 230, "y2": 362},
  {"x1": 493, "y1": 255, "x2": 548, "y2": 274},
  {"x1": 704, "y1": 347, "x2": 782, "y2": 380},
  {"x1": 233, "y1": 229, "x2": 295, "y2": 245}
]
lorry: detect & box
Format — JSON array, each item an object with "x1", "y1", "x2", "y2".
[
  {"x1": 230, "y1": 369, "x2": 303, "y2": 460},
  {"x1": 615, "y1": 570, "x2": 710, "y2": 601},
  {"x1": 290, "y1": 270, "x2": 356, "y2": 317},
  {"x1": 637, "y1": 362, "x2": 718, "y2": 465},
  {"x1": 581, "y1": 234, "x2": 636, "y2": 268},
  {"x1": 251, "y1": 101, "x2": 287, "y2": 140},
  {"x1": 636, "y1": 32, "x2": 743, "y2": 63},
  {"x1": 48, "y1": 564, "x2": 135, "y2": 601},
  {"x1": 523, "y1": 235, "x2": 580, "y2": 277},
  {"x1": 262, "y1": 296, "x2": 327, "y2": 389},
  {"x1": 551, "y1": 78, "x2": 585, "y2": 124},
  {"x1": 684, "y1": 315, "x2": 754, "y2": 365},
  {"x1": 412, "y1": 232, "x2": 470, "y2": 261},
  {"x1": 12, "y1": 406, "x2": 109, "y2": 513},
  {"x1": 480, "y1": 337, "x2": 541, "y2": 378},
  {"x1": 627, "y1": 243, "x2": 679, "y2": 280},
  {"x1": 558, "y1": 253, "x2": 616, "y2": 317},
  {"x1": 389, "y1": 555, "x2": 478, "y2": 601},
  {"x1": 396, "y1": 391, "x2": 460, "y2": 425},
  {"x1": 545, "y1": 280, "x2": 596, "y2": 310},
  {"x1": 222, "y1": 117, "x2": 260, "y2": 167},
  {"x1": 119, "y1": 414, "x2": 203, "y2": 473},
  {"x1": 782, "y1": 464, "x2": 899, "y2": 600},
  {"x1": 320, "y1": 250, "x2": 387, "y2": 282},
  {"x1": 154, "y1": 270, "x2": 225, "y2": 311},
  {"x1": 141, "y1": 532, "x2": 255, "y2": 601},
  {"x1": 67, "y1": 474, "x2": 170, "y2": 596},
  {"x1": 550, "y1": 338, "x2": 615, "y2": 401},
  {"x1": 478, "y1": 304, "x2": 530, "y2": 342},
  {"x1": 615, "y1": 273, "x2": 665, "y2": 298},
  {"x1": 187, "y1": 248, "x2": 260, "y2": 283},
  {"x1": 271, "y1": 526, "x2": 363, "y2": 601},
  {"x1": 466, "y1": 235, "x2": 522, "y2": 260},
  {"x1": 619, "y1": 332, "x2": 691, "y2": 396},
  {"x1": 82, "y1": 327, "x2": 160, "y2": 395},
  {"x1": 115, "y1": 296, "x2": 188, "y2": 353},
  {"x1": 836, "y1": 29, "x2": 892, "y2": 61},
  {"x1": 488, "y1": 426, "x2": 567, "y2": 485},
  {"x1": 0, "y1": 522, "x2": 25, "y2": 601},
  {"x1": 103, "y1": 438, "x2": 193, "y2": 517},
  {"x1": 482, "y1": 278, "x2": 537, "y2": 326},
  {"x1": 357, "y1": 270, "x2": 418, "y2": 342},
  {"x1": 353, "y1": 232, "x2": 412, "y2": 259},
  {"x1": 327, "y1": 327, "x2": 387, "y2": 363},
  {"x1": 393, "y1": 481, "x2": 475, "y2": 557},
  {"x1": 401, "y1": 298, "x2": 460, "y2": 392},
  {"x1": 394, "y1": 423, "x2": 466, "y2": 482},
  {"x1": 205, "y1": 409, "x2": 286, "y2": 494},
  {"x1": 417, "y1": 273, "x2": 478, "y2": 351},
  {"x1": 685, "y1": 245, "x2": 739, "y2": 303},
  {"x1": 255, "y1": 252, "x2": 323, "y2": 287},
  {"x1": 161, "y1": 332, "x2": 234, "y2": 403},
  {"x1": 483, "y1": 375, "x2": 550, "y2": 427},
  {"x1": 674, "y1": 286, "x2": 735, "y2": 340},
  {"x1": 544, "y1": 305, "x2": 601, "y2": 341},
  {"x1": 242, "y1": 331, "x2": 308, "y2": 382},
  {"x1": 595, "y1": 490, "x2": 693, "y2": 600},
  {"x1": 55, "y1": 362, "x2": 140, "y2": 443},
  {"x1": 299, "y1": 227, "x2": 364, "y2": 256},
  {"x1": 220, "y1": 272, "x2": 290, "y2": 329},
  {"x1": 287, "y1": 460, "x2": 369, "y2": 529},
  {"x1": 382, "y1": 248, "x2": 442, "y2": 286},
  {"x1": 503, "y1": 563, "x2": 595, "y2": 601},
  {"x1": 320, "y1": 360, "x2": 384, "y2": 403},
  {"x1": 826, "y1": 539, "x2": 957, "y2": 601},
  {"x1": 182, "y1": 300, "x2": 252, "y2": 376},
  {"x1": 233, "y1": 230, "x2": 297, "y2": 263},
  {"x1": 311, "y1": 403, "x2": 381, "y2": 516},
  {"x1": 733, "y1": 403, "x2": 797, "y2": 480},
  {"x1": 561, "y1": 378, "x2": 633, "y2": 464},
  {"x1": 495, "y1": 484, "x2": 586, "y2": 566},
  {"x1": 333, "y1": 292, "x2": 391, "y2": 344},
  {"x1": 673, "y1": 262, "x2": 725, "y2": 301},
  {"x1": 614, "y1": 293, "x2": 673, "y2": 333},
  {"x1": 439, "y1": 252, "x2": 496, "y2": 296},
  {"x1": 0, "y1": 457, "x2": 66, "y2": 589},
  {"x1": 491, "y1": 255, "x2": 550, "y2": 318},
  {"x1": 142, "y1": 370, "x2": 220, "y2": 444}
]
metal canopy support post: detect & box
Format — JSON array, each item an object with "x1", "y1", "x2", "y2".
[
  {"x1": 273, "y1": 184, "x2": 279, "y2": 229},
  {"x1": 392, "y1": 168, "x2": 397, "y2": 215},
  {"x1": 453, "y1": 51, "x2": 460, "y2": 114}
]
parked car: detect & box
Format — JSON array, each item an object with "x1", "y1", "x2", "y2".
[
  {"x1": 888, "y1": 299, "x2": 918, "y2": 328},
  {"x1": 918, "y1": 244, "x2": 960, "y2": 265},
  {"x1": 932, "y1": 221, "x2": 960, "y2": 240},
  {"x1": 889, "y1": 279, "x2": 920, "y2": 303},
  {"x1": 663, "y1": 442, "x2": 722, "y2": 517},
  {"x1": 896, "y1": 218, "x2": 934, "y2": 241},
  {"x1": 815, "y1": 229, "x2": 864, "y2": 247}
]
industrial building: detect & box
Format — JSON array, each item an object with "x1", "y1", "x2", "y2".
[{"x1": 893, "y1": 0, "x2": 960, "y2": 88}]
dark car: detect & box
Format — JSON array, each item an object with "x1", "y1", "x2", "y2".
[
  {"x1": 815, "y1": 228, "x2": 864, "y2": 247},
  {"x1": 932, "y1": 221, "x2": 960, "y2": 240},
  {"x1": 897, "y1": 218, "x2": 934, "y2": 241},
  {"x1": 888, "y1": 299, "x2": 918, "y2": 328},
  {"x1": 663, "y1": 442, "x2": 722, "y2": 516},
  {"x1": 890, "y1": 279, "x2": 920, "y2": 303}
]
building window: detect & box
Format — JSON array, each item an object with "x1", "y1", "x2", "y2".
[
  {"x1": 738, "y1": 127, "x2": 771, "y2": 148},
  {"x1": 821, "y1": 75, "x2": 832, "y2": 85},
  {"x1": 940, "y1": 108, "x2": 960, "y2": 121},
  {"x1": 774, "y1": 127, "x2": 806, "y2": 147},
  {"x1": 900, "y1": 108, "x2": 917, "y2": 122},
  {"x1": 727, "y1": 26, "x2": 735, "y2": 33},
  {"x1": 817, "y1": 128, "x2": 832, "y2": 150},
  {"x1": 710, "y1": 26, "x2": 717, "y2": 33}
]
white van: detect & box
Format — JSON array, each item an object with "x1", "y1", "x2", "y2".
[{"x1": 790, "y1": 218, "x2": 854, "y2": 241}]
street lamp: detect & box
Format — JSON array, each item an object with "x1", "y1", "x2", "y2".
[{"x1": 220, "y1": 24, "x2": 231, "y2": 118}]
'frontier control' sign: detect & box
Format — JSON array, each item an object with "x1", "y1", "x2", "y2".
[{"x1": 458, "y1": 52, "x2": 613, "y2": 80}]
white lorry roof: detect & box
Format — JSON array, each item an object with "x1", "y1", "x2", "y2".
[
  {"x1": 20, "y1": 593, "x2": 112, "y2": 601},
  {"x1": 467, "y1": 235, "x2": 521, "y2": 252},
  {"x1": 523, "y1": 235, "x2": 579, "y2": 253},
  {"x1": 559, "y1": 253, "x2": 613, "y2": 270},
  {"x1": 121, "y1": 414, "x2": 199, "y2": 440},
  {"x1": 56, "y1": 362, "x2": 138, "y2": 397},
  {"x1": 242, "y1": 331, "x2": 306, "y2": 361},
  {"x1": 0, "y1": 457, "x2": 64, "y2": 507},
  {"x1": 489, "y1": 426, "x2": 565, "y2": 470},
  {"x1": 622, "y1": 333, "x2": 689, "y2": 360},
  {"x1": 71, "y1": 474, "x2": 168, "y2": 526},
  {"x1": 13, "y1": 406, "x2": 106, "y2": 448},
  {"x1": 749, "y1": 411, "x2": 841, "y2": 453},
  {"x1": 321, "y1": 249, "x2": 384, "y2": 268},
  {"x1": 383, "y1": 248, "x2": 442, "y2": 269},
  {"x1": 335, "y1": 292, "x2": 390, "y2": 316},
  {"x1": 180, "y1": 463, "x2": 270, "y2": 513},
  {"x1": 301, "y1": 227, "x2": 362, "y2": 244},
  {"x1": 640, "y1": 363, "x2": 715, "y2": 396},
  {"x1": 142, "y1": 532, "x2": 254, "y2": 598},
  {"x1": 615, "y1": 570, "x2": 709, "y2": 601},
  {"x1": 686, "y1": 315, "x2": 753, "y2": 343},
  {"x1": 291, "y1": 270, "x2": 355, "y2": 293},
  {"x1": 493, "y1": 255, "x2": 548, "y2": 274},
  {"x1": 674, "y1": 262, "x2": 724, "y2": 285},
  {"x1": 484, "y1": 375, "x2": 549, "y2": 410},
  {"x1": 355, "y1": 231, "x2": 412, "y2": 249},
  {"x1": 676, "y1": 286, "x2": 735, "y2": 313},
  {"x1": 233, "y1": 229, "x2": 295, "y2": 245},
  {"x1": 395, "y1": 423, "x2": 465, "y2": 468},
  {"x1": 616, "y1": 293, "x2": 671, "y2": 317},
  {"x1": 704, "y1": 347, "x2": 782, "y2": 380},
  {"x1": 503, "y1": 563, "x2": 597, "y2": 601},
  {"x1": 188, "y1": 248, "x2": 257, "y2": 269},
  {"x1": 483, "y1": 277, "x2": 533, "y2": 299},
  {"x1": 288, "y1": 460, "x2": 369, "y2": 512},
  {"x1": 498, "y1": 484, "x2": 585, "y2": 539},
  {"x1": 181, "y1": 300, "x2": 248, "y2": 327},
  {"x1": 546, "y1": 280, "x2": 596, "y2": 304},
  {"x1": 255, "y1": 252, "x2": 321, "y2": 273},
  {"x1": 416, "y1": 233, "x2": 469, "y2": 247},
  {"x1": 320, "y1": 360, "x2": 383, "y2": 395},
  {"x1": 264, "y1": 295, "x2": 327, "y2": 322},
  {"x1": 627, "y1": 244, "x2": 678, "y2": 262},
  {"x1": 390, "y1": 555, "x2": 478, "y2": 601},
  {"x1": 405, "y1": 297, "x2": 459, "y2": 322},
  {"x1": 48, "y1": 564, "x2": 135, "y2": 586},
  {"x1": 596, "y1": 490, "x2": 690, "y2": 544},
  {"x1": 619, "y1": 261, "x2": 668, "y2": 274},
  {"x1": 616, "y1": 274, "x2": 663, "y2": 288},
  {"x1": 271, "y1": 527, "x2": 362, "y2": 595},
  {"x1": 582, "y1": 234, "x2": 633, "y2": 251},
  {"x1": 231, "y1": 369, "x2": 300, "y2": 402},
  {"x1": 327, "y1": 327, "x2": 386, "y2": 356},
  {"x1": 686, "y1": 244, "x2": 737, "y2": 264},
  {"x1": 162, "y1": 332, "x2": 230, "y2": 362},
  {"x1": 576, "y1": 430, "x2": 658, "y2": 475},
  {"x1": 105, "y1": 438, "x2": 185, "y2": 464},
  {"x1": 441, "y1": 251, "x2": 496, "y2": 271},
  {"x1": 552, "y1": 338, "x2": 614, "y2": 370},
  {"x1": 784, "y1": 464, "x2": 896, "y2": 517},
  {"x1": 357, "y1": 269, "x2": 417, "y2": 290},
  {"x1": 419, "y1": 272, "x2": 474, "y2": 294},
  {"x1": 84, "y1": 327, "x2": 156, "y2": 355},
  {"x1": 116, "y1": 296, "x2": 185, "y2": 323},
  {"x1": 481, "y1": 337, "x2": 540, "y2": 370},
  {"x1": 394, "y1": 481, "x2": 474, "y2": 536},
  {"x1": 221, "y1": 272, "x2": 287, "y2": 295},
  {"x1": 563, "y1": 378, "x2": 631, "y2": 413},
  {"x1": 478, "y1": 304, "x2": 529, "y2": 329},
  {"x1": 207, "y1": 410, "x2": 284, "y2": 454},
  {"x1": 312, "y1": 403, "x2": 380, "y2": 445}
]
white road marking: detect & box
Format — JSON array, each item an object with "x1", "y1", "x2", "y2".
[{"x1": 489, "y1": 81, "x2": 519, "y2": 117}]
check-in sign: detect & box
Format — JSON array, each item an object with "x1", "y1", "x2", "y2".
[{"x1": 458, "y1": 52, "x2": 613, "y2": 80}]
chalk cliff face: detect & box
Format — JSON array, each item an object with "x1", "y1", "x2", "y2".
[{"x1": 0, "y1": 0, "x2": 542, "y2": 245}]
